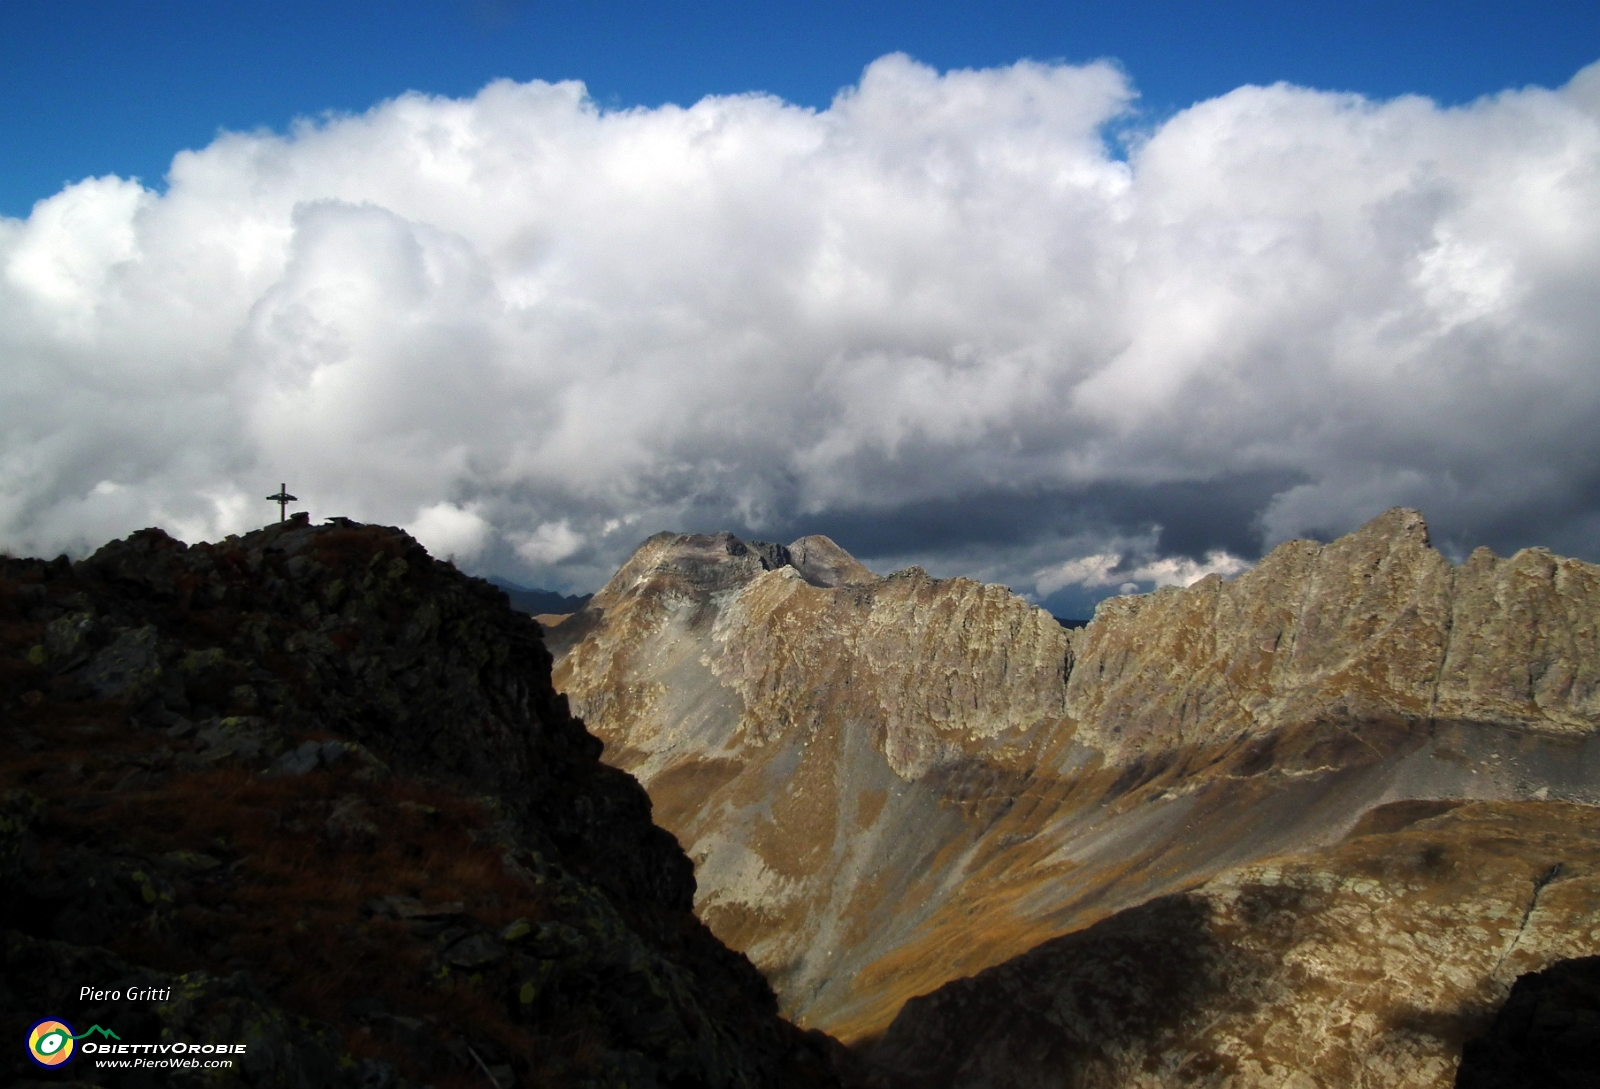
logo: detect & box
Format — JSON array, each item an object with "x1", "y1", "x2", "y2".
[
  {"x1": 27, "y1": 1020, "x2": 75, "y2": 1067},
  {"x1": 26, "y1": 1020, "x2": 120, "y2": 1067}
]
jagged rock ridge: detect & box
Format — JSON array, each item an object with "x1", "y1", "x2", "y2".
[
  {"x1": 549, "y1": 510, "x2": 1600, "y2": 1081},
  {"x1": 1067, "y1": 507, "x2": 1600, "y2": 760},
  {"x1": 1, "y1": 515, "x2": 841, "y2": 1088}
]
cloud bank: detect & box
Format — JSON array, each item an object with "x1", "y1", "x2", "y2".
[{"x1": 3, "y1": 54, "x2": 1599, "y2": 603}]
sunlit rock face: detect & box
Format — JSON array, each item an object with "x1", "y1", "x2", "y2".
[
  {"x1": 551, "y1": 530, "x2": 1075, "y2": 1039},
  {"x1": 549, "y1": 510, "x2": 1600, "y2": 1054},
  {"x1": 1067, "y1": 507, "x2": 1600, "y2": 760}
]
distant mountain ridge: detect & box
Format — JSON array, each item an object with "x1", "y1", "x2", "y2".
[
  {"x1": 488, "y1": 576, "x2": 593, "y2": 617},
  {"x1": 548, "y1": 511, "x2": 1600, "y2": 1085}
]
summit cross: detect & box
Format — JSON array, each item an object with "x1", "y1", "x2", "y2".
[{"x1": 266, "y1": 483, "x2": 298, "y2": 523}]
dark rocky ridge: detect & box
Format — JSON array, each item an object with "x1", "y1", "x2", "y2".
[
  {"x1": 1455, "y1": 954, "x2": 1600, "y2": 1089},
  {"x1": 0, "y1": 514, "x2": 842, "y2": 1087}
]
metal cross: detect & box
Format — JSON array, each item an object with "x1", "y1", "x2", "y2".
[{"x1": 266, "y1": 483, "x2": 299, "y2": 523}]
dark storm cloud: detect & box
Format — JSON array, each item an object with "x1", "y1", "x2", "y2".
[{"x1": 747, "y1": 472, "x2": 1303, "y2": 564}]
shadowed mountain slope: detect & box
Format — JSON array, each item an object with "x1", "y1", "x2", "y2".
[
  {"x1": 549, "y1": 510, "x2": 1600, "y2": 1052},
  {"x1": 1455, "y1": 951, "x2": 1600, "y2": 1089},
  {"x1": 1, "y1": 516, "x2": 841, "y2": 1088},
  {"x1": 487, "y1": 577, "x2": 593, "y2": 619},
  {"x1": 863, "y1": 800, "x2": 1600, "y2": 1088}
]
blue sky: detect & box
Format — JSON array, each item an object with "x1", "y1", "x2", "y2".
[
  {"x1": 2, "y1": 2, "x2": 1599, "y2": 613},
  {"x1": 4, "y1": 1, "x2": 1597, "y2": 218}
]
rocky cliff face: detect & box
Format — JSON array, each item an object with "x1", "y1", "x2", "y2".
[
  {"x1": 549, "y1": 510, "x2": 1600, "y2": 1074},
  {"x1": 1066, "y1": 507, "x2": 1600, "y2": 760},
  {"x1": 0, "y1": 516, "x2": 841, "y2": 1088},
  {"x1": 550, "y1": 531, "x2": 1077, "y2": 1040}
]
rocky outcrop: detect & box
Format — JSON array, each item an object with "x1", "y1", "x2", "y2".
[
  {"x1": 1456, "y1": 954, "x2": 1600, "y2": 1088},
  {"x1": 550, "y1": 511, "x2": 1600, "y2": 1058},
  {"x1": 0, "y1": 516, "x2": 841, "y2": 1088},
  {"x1": 551, "y1": 531, "x2": 1079, "y2": 1039},
  {"x1": 1066, "y1": 508, "x2": 1600, "y2": 761},
  {"x1": 863, "y1": 801, "x2": 1600, "y2": 1088},
  {"x1": 555, "y1": 528, "x2": 1072, "y2": 785}
]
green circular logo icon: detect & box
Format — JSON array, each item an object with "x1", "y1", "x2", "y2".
[{"x1": 28, "y1": 1019, "x2": 75, "y2": 1067}]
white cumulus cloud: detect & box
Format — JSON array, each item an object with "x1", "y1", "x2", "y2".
[
  {"x1": 1035, "y1": 548, "x2": 1249, "y2": 597},
  {"x1": 1034, "y1": 553, "x2": 1123, "y2": 596},
  {"x1": 2, "y1": 54, "x2": 1599, "y2": 593},
  {"x1": 513, "y1": 521, "x2": 585, "y2": 565},
  {"x1": 406, "y1": 501, "x2": 492, "y2": 562}
]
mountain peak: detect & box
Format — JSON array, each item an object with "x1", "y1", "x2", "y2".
[
  {"x1": 551, "y1": 506, "x2": 1600, "y2": 1054},
  {"x1": 787, "y1": 534, "x2": 876, "y2": 587},
  {"x1": 593, "y1": 530, "x2": 877, "y2": 604},
  {"x1": 1350, "y1": 505, "x2": 1430, "y2": 544}
]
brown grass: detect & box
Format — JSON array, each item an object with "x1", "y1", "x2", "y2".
[
  {"x1": 309, "y1": 528, "x2": 407, "y2": 569},
  {"x1": 0, "y1": 557, "x2": 746, "y2": 1087},
  {"x1": 0, "y1": 665, "x2": 559, "y2": 1085},
  {"x1": 100, "y1": 762, "x2": 547, "y2": 1067}
]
